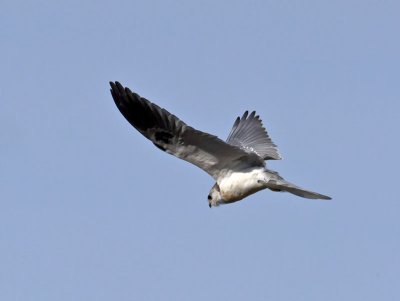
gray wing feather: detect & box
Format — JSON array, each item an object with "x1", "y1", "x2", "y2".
[
  {"x1": 267, "y1": 178, "x2": 332, "y2": 200},
  {"x1": 110, "y1": 82, "x2": 264, "y2": 179},
  {"x1": 226, "y1": 111, "x2": 282, "y2": 160},
  {"x1": 264, "y1": 169, "x2": 331, "y2": 200}
]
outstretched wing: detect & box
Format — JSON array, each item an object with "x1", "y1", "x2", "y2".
[
  {"x1": 110, "y1": 82, "x2": 264, "y2": 179},
  {"x1": 226, "y1": 111, "x2": 282, "y2": 160}
]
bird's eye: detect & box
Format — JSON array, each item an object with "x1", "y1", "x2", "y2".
[{"x1": 207, "y1": 195, "x2": 212, "y2": 200}]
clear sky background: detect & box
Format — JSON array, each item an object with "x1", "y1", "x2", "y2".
[{"x1": 1, "y1": 1, "x2": 399, "y2": 300}]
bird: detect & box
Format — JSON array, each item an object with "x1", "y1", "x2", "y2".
[{"x1": 110, "y1": 81, "x2": 331, "y2": 207}]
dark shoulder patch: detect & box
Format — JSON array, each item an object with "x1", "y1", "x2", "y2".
[
  {"x1": 153, "y1": 143, "x2": 166, "y2": 152},
  {"x1": 154, "y1": 130, "x2": 173, "y2": 144}
]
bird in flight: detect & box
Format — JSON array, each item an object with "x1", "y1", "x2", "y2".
[{"x1": 110, "y1": 82, "x2": 331, "y2": 207}]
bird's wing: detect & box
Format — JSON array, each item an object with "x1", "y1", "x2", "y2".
[
  {"x1": 226, "y1": 111, "x2": 282, "y2": 160},
  {"x1": 110, "y1": 82, "x2": 264, "y2": 180}
]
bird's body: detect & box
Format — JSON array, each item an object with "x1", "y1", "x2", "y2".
[
  {"x1": 110, "y1": 81, "x2": 331, "y2": 207},
  {"x1": 217, "y1": 167, "x2": 267, "y2": 203}
]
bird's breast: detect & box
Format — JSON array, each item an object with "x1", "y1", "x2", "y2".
[{"x1": 218, "y1": 168, "x2": 268, "y2": 202}]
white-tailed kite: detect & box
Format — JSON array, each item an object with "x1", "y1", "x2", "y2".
[{"x1": 110, "y1": 82, "x2": 331, "y2": 207}]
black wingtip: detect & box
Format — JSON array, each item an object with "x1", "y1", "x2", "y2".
[
  {"x1": 109, "y1": 81, "x2": 167, "y2": 133},
  {"x1": 109, "y1": 81, "x2": 121, "y2": 88},
  {"x1": 241, "y1": 111, "x2": 257, "y2": 120}
]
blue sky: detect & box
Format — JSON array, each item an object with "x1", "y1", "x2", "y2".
[{"x1": 1, "y1": 1, "x2": 399, "y2": 300}]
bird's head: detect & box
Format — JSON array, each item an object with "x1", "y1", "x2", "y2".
[{"x1": 208, "y1": 183, "x2": 222, "y2": 208}]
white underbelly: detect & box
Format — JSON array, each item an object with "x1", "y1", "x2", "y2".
[{"x1": 218, "y1": 168, "x2": 270, "y2": 201}]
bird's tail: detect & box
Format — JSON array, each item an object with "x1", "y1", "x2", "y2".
[{"x1": 265, "y1": 176, "x2": 331, "y2": 200}]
